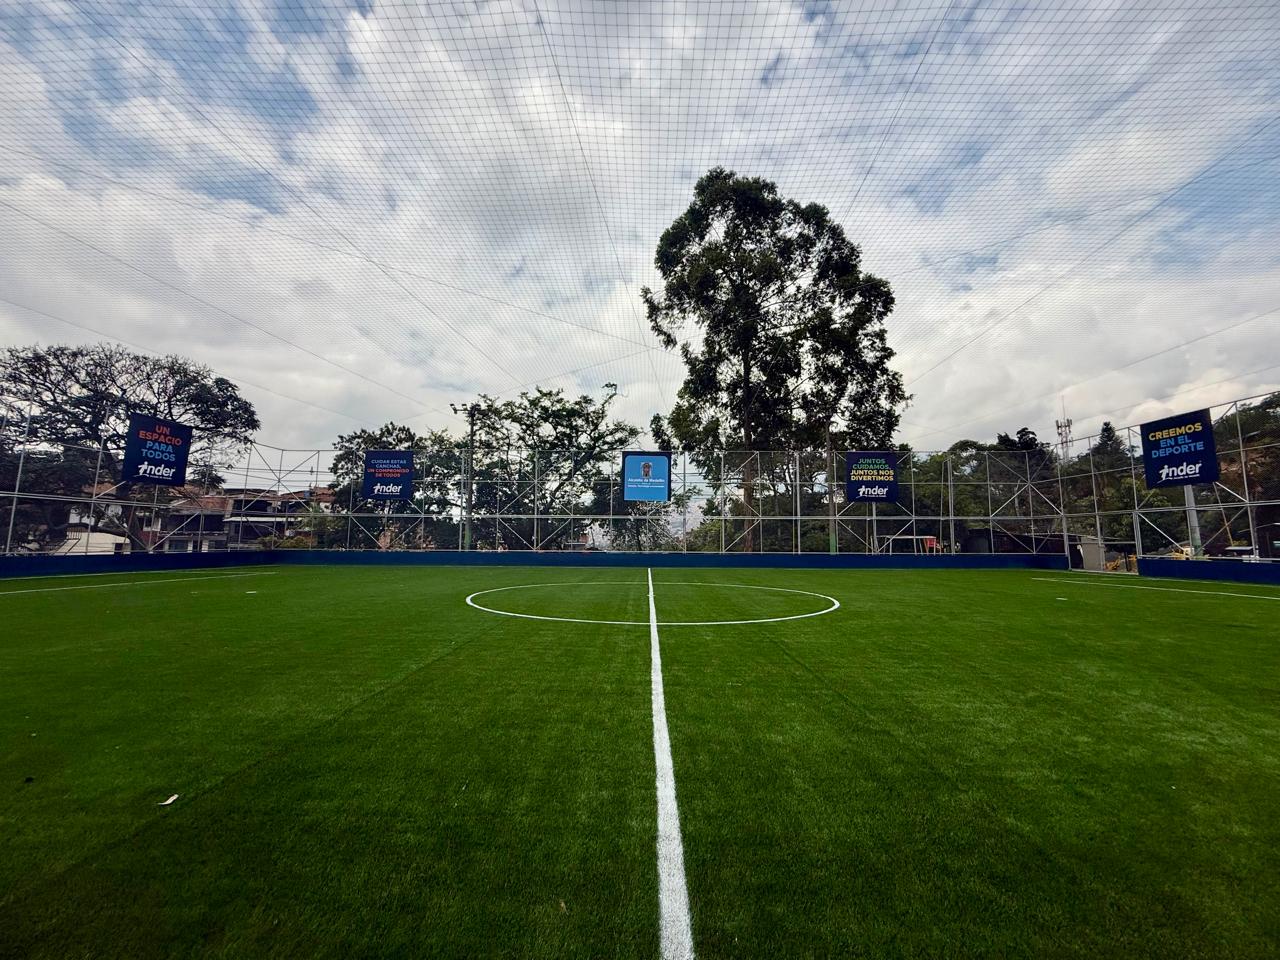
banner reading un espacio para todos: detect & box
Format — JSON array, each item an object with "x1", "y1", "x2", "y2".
[
  {"x1": 361, "y1": 450, "x2": 415, "y2": 500},
  {"x1": 622, "y1": 451, "x2": 672, "y2": 501},
  {"x1": 845, "y1": 451, "x2": 900, "y2": 503},
  {"x1": 1139, "y1": 409, "x2": 1219, "y2": 489},
  {"x1": 121, "y1": 412, "x2": 193, "y2": 486}
]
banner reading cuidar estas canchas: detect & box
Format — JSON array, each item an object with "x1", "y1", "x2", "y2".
[
  {"x1": 1139, "y1": 409, "x2": 1219, "y2": 489},
  {"x1": 361, "y1": 450, "x2": 415, "y2": 500},
  {"x1": 121, "y1": 412, "x2": 193, "y2": 486}
]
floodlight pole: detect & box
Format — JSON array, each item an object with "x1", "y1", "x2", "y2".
[
  {"x1": 1234, "y1": 404, "x2": 1259, "y2": 556},
  {"x1": 681, "y1": 452, "x2": 688, "y2": 552},
  {"x1": 86, "y1": 444, "x2": 105, "y2": 556},
  {"x1": 826, "y1": 433, "x2": 837, "y2": 555},
  {"x1": 1184, "y1": 484, "x2": 1203, "y2": 557},
  {"x1": 4, "y1": 406, "x2": 31, "y2": 555},
  {"x1": 1054, "y1": 451, "x2": 1071, "y2": 569},
  {"x1": 1127, "y1": 425, "x2": 1144, "y2": 563},
  {"x1": 452, "y1": 402, "x2": 478, "y2": 551},
  {"x1": 985, "y1": 452, "x2": 994, "y2": 554},
  {"x1": 946, "y1": 456, "x2": 957, "y2": 554},
  {"x1": 794, "y1": 450, "x2": 801, "y2": 554}
]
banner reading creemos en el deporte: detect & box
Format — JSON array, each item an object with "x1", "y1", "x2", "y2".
[{"x1": 1139, "y1": 409, "x2": 1220, "y2": 489}]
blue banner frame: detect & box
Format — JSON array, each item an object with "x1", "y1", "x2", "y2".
[
  {"x1": 1140, "y1": 409, "x2": 1219, "y2": 489},
  {"x1": 361, "y1": 450, "x2": 415, "y2": 500},
  {"x1": 622, "y1": 451, "x2": 672, "y2": 502},
  {"x1": 845, "y1": 451, "x2": 900, "y2": 503},
  {"x1": 121, "y1": 412, "x2": 193, "y2": 486}
]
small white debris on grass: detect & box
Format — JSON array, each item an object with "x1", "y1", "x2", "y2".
[
  {"x1": 158, "y1": 794, "x2": 179, "y2": 806},
  {"x1": 245, "y1": 591, "x2": 257, "y2": 595}
]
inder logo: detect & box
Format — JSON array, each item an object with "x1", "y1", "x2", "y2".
[
  {"x1": 361, "y1": 450, "x2": 415, "y2": 501},
  {"x1": 121, "y1": 412, "x2": 193, "y2": 487}
]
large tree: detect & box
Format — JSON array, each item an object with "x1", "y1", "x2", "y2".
[
  {"x1": 1, "y1": 343, "x2": 259, "y2": 551},
  {"x1": 643, "y1": 167, "x2": 906, "y2": 549},
  {"x1": 1, "y1": 343, "x2": 259, "y2": 471}
]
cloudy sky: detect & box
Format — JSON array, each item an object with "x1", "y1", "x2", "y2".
[{"x1": 1, "y1": 0, "x2": 1278, "y2": 453}]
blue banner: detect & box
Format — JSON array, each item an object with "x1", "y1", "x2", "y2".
[
  {"x1": 845, "y1": 451, "x2": 900, "y2": 503},
  {"x1": 361, "y1": 450, "x2": 415, "y2": 500},
  {"x1": 622, "y1": 451, "x2": 672, "y2": 501},
  {"x1": 1140, "y1": 409, "x2": 1219, "y2": 488},
  {"x1": 121, "y1": 412, "x2": 193, "y2": 486}
]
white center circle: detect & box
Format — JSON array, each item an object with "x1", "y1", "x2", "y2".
[{"x1": 465, "y1": 580, "x2": 840, "y2": 626}]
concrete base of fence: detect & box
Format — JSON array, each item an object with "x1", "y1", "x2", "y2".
[
  {"x1": 1137, "y1": 557, "x2": 1280, "y2": 586},
  {"x1": 0, "y1": 549, "x2": 1069, "y2": 578}
]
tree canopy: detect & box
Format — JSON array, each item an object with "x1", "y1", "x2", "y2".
[
  {"x1": 320, "y1": 386, "x2": 641, "y2": 551},
  {"x1": 644, "y1": 167, "x2": 906, "y2": 461},
  {"x1": 0, "y1": 343, "x2": 259, "y2": 470},
  {"x1": 1, "y1": 342, "x2": 259, "y2": 551}
]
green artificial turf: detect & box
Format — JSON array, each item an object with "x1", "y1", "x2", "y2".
[{"x1": 1, "y1": 564, "x2": 1277, "y2": 958}]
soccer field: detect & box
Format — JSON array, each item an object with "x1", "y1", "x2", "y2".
[{"x1": 2, "y1": 564, "x2": 1277, "y2": 958}]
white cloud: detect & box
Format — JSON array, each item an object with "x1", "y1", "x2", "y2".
[{"x1": 1, "y1": 0, "x2": 1278, "y2": 456}]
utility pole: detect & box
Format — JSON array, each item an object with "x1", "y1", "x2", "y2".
[{"x1": 450, "y1": 402, "x2": 479, "y2": 551}]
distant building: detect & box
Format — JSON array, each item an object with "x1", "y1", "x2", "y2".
[{"x1": 61, "y1": 484, "x2": 339, "y2": 554}]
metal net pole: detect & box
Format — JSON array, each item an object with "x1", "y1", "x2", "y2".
[
  {"x1": 4, "y1": 406, "x2": 32, "y2": 555},
  {"x1": 1235, "y1": 403, "x2": 1259, "y2": 555}
]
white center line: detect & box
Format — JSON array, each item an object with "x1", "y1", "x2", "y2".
[
  {"x1": 648, "y1": 568, "x2": 695, "y2": 960},
  {"x1": 0, "y1": 572, "x2": 277, "y2": 596}
]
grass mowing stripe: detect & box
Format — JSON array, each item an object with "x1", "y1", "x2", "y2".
[
  {"x1": 1033, "y1": 577, "x2": 1280, "y2": 601},
  {"x1": 648, "y1": 568, "x2": 695, "y2": 960},
  {"x1": 1, "y1": 625, "x2": 482, "y2": 915},
  {"x1": 0, "y1": 572, "x2": 277, "y2": 595}
]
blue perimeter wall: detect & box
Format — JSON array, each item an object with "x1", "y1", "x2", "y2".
[
  {"x1": 0, "y1": 550, "x2": 1068, "y2": 578},
  {"x1": 1138, "y1": 557, "x2": 1280, "y2": 585},
  {"x1": 2, "y1": 551, "x2": 1275, "y2": 584},
  {"x1": 0, "y1": 551, "x2": 276, "y2": 579}
]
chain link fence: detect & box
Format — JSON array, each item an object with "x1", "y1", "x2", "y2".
[{"x1": 4, "y1": 392, "x2": 1278, "y2": 567}]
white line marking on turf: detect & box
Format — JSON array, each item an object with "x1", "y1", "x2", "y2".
[
  {"x1": 465, "y1": 580, "x2": 839, "y2": 626},
  {"x1": 1050, "y1": 569, "x2": 1280, "y2": 590},
  {"x1": 648, "y1": 568, "x2": 695, "y2": 960},
  {"x1": 0, "y1": 572, "x2": 277, "y2": 596},
  {"x1": 1033, "y1": 578, "x2": 1280, "y2": 601}
]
